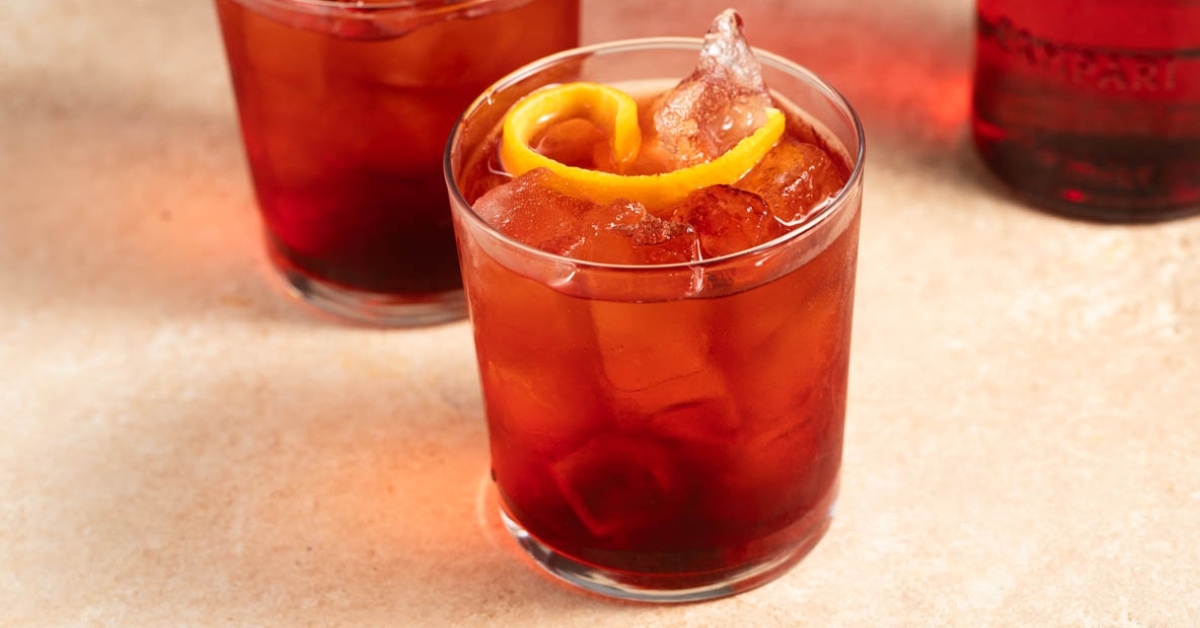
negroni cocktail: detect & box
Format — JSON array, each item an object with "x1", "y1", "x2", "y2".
[{"x1": 447, "y1": 11, "x2": 864, "y2": 601}]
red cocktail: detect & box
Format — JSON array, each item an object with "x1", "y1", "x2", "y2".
[
  {"x1": 214, "y1": 0, "x2": 579, "y2": 324},
  {"x1": 447, "y1": 12, "x2": 864, "y2": 601}
]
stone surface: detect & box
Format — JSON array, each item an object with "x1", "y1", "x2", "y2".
[{"x1": 2, "y1": 0, "x2": 1199, "y2": 625}]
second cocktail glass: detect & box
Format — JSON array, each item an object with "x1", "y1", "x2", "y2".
[{"x1": 214, "y1": 0, "x2": 579, "y2": 325}]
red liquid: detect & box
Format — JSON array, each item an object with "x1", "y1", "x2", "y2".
[
  {"x1": 476, "y1": 228, "x2": 857, "y2": 581},
  {"x1": 972, "y1": 0, "x2": 1200, "y2": 222},
  {"x1": 214, "y1": 0, "x2": 579, "y2": 294},
  {"x1": 456, "y1": 98, "x2": 859, "y2": 585}
]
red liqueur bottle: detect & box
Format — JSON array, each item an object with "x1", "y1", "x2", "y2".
[{"x1": 972, "y1": 0, "x2": 1200, "y2": 222}]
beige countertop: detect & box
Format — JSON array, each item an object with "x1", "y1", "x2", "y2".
[{"x1": 3, "y1": 0, "x2": 1199, "y2": 625}]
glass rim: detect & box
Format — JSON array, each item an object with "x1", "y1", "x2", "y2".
[
  {"x1": 445, "y1": 36, "x2": 866, "y2": 272},
  {"x1": 230, "y1": 0, "x2": 520, "y2": 14}
]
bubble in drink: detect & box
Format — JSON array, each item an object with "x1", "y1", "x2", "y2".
[{"x1": 649, "y1": 8, "x2": 773, "y2": 169}]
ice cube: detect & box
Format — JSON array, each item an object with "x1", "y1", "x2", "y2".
[
  {"x1": 566, "y1": 199, "x2": 646, "y2": 263},
  {"x1": 671, "y1": 184, "x2": 785, "y2": 258},
  {"x1": 722, "y1": 283, "x2": 849, "y2": 460},
  {"x1": 587, "y1": 288, "x2": 744, "y2": 440},
  {"x1": 481, "y1": 360, "x2": 605, "y2": 457},
  {"x1": 531, "y1": 118, "x2": 612, "y2": 170},
  {"x1": 571, "y1": 200, "x2": 678, "y2": 261},
  {"x1": 586, "y1": 199, "x2": 647, "y2": 231},
  {"x1": 551, "y1": 434, "x2": 685, "y2": 538},
  {"x1": 738, "y1": 137, "x2": 845, "y2": 225},
  {"x1": 590, "y1": 299, "x2": 709, "y2": 393},
  {"x1": 472, "y1": 168, "x2": 591, "y2": 254},
  {"x1": 707, "y1": 421, "x2": 835, "y2": 528},
  {"x1": 628, "y1": 214, "x2": 702, "y2": 264},
  {"x1": 701, "y1": 290, "x2": 849, "y2": 529},
  {"x1": 649, "y1": 9, "x2": 774, "y2": 168},
  {"x1": 569, "y1": 205, "x2": 701, "y2": 265},
  {"x1": 621, "y1": 369, "x2": 741, "y2": 444}
]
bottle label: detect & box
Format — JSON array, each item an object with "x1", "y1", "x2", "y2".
[{"x1": 985, "y1": 16, "x2": 1179, "y2": 93}]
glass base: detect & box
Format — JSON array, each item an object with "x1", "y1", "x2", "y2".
[
  {"x1": 268, "y1": 248, "x2": 467, "y2": 327},
  {"x1": 498, "y1": 493, "x2": 835, "y2": 604}
]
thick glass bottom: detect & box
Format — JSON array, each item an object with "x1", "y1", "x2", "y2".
[
  {"x1": 266, "y1": 240, "x2": 466, "y2": 327},
  {"x1": 498, "y1": 487, "x2": 836, "y2": 603}
]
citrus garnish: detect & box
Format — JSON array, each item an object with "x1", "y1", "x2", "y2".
[{"x1": 500, "y1": 82, "x2": 785, "y2": 209}]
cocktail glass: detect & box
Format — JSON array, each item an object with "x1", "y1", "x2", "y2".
[
  {"x1": 445, "y1": 36, "x2": 864, "y2": 601},
  {"x1": 214, "y1": 0, "x2": 579, "y2": 325}
]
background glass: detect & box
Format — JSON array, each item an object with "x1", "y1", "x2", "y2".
[{"x1": 214, "y1": 0, "x2": 579, "y2": 325}]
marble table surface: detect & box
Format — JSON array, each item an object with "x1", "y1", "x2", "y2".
[{"x1": 3, "y1": 0, "x2": 1198, "y2": 625}]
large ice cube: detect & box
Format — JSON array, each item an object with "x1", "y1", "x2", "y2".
[
  {"x1": 701, "y1": 289, "x2": 848, "y2": 529},
  {"x1": 622, "y1": 371, "x2": 740, "y2": 444},
  {"x1": 569, "y1": 204, "x2": 701, "y2": 265},
  {"x1": 590, "y1": 300, "x2": 708, "y2": 392},
  {"x1": 472, "y1": 169, "x2": 591, "y2": 254},
  {"x1": 551, "y1": 434, "x2": 685, "y2": 538},
  {"x1": 590, "y1": 298, "x2": 740, "y2": 442},
  {"x1": 738, "y1": 137, "x2": 845, "y2": 225},
  {"x1": 649, "y1": 9, "x2": 774, "y2": 168},
  {"x1": 566, "y1": 199, "x2": 644, "y2": 263},
  {"x1": 706, "y1": 420, "x2": 836, "y2": 528},
  {"x1": 671, "y1": 184, "x2": 785, "y2": 258},
  {"x1": 531, "y1": 118, "x2": 611, "y2": 170},
  {"x1": 481, "y1": 359, "x2": 605, "y2": 457},
  {"x1": 726, "y1": 283, "x2": 845, "y2": 424}
]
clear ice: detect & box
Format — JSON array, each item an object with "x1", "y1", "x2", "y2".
[{"x1": 650, "y1": 9, "x2": 773, "y2": 168}]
